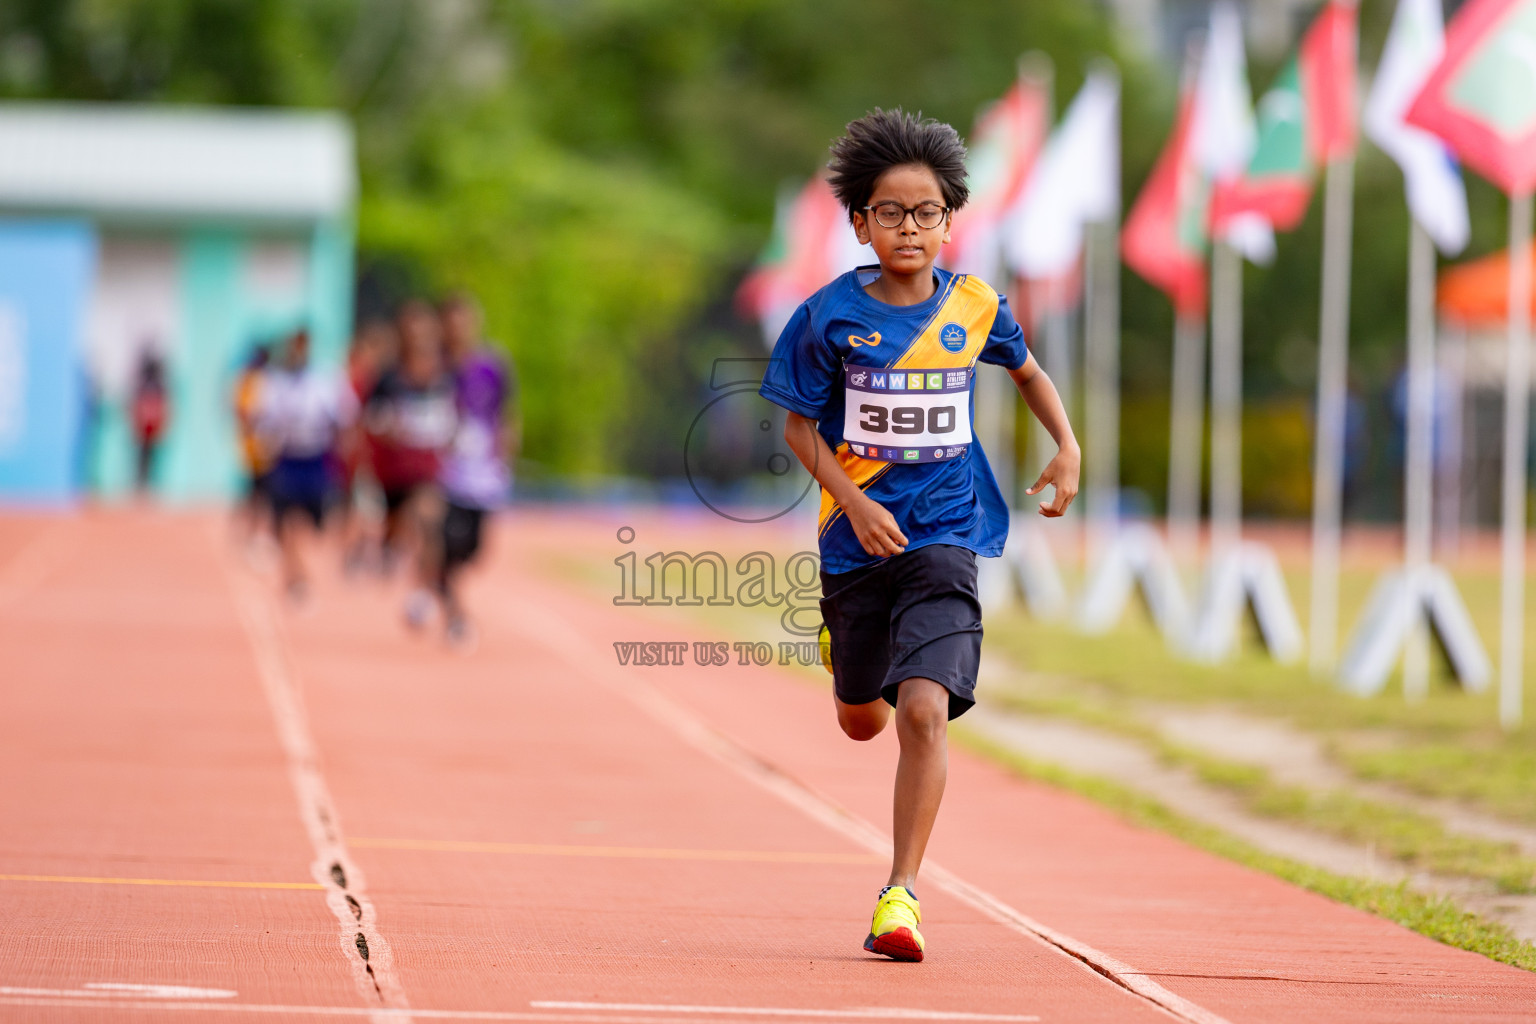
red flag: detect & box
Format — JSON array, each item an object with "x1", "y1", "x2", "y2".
[
  {"x1": 736, "y1": 176, "x2": 865, "y2": 321},
  {"x1": 1301, "y1": 0, "x2": 1359, "y2": 162},
  {"x1": 1211, "y1": 1, "x2": 1357, "y2": 234},
  {"x1": 945, "y1": 70, "x2": 1050, "y2": 278},
  {"x1": 1123, "y1": 69, "x2": 1208, "y2": 318},
  {"x1": 1406, "y1": 0, "x2": 1536, "y2": 195}
]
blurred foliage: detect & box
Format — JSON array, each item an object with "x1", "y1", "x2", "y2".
[
  {"x1": 0, "y1": 0, "x2": 1510, "y2": 501},
  {"x1": 1118, "y1": 396, "x2": 1313, "y2": 519}
]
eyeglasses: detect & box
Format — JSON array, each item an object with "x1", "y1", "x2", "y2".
[{"x1": 862, "y1": 202, "x2": 949, "y2": 230}]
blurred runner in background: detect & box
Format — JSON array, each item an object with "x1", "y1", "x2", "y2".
[
  {"x1": 340, "y1": 318, "x2": 398, "y2": 577},
  {"x1": 434, "y1": 292, "x2": 518, "y2": 648},
  {"x1": 257, "y1": 327, "x2": 358, "y2": 602},
  {"x1": 362, "y1": 300, "x2": 457, "y2": 625},
  {"x1": 232, "y1": 345, "x2": 274, "y2": 550},
  {"x1": 130, "y1": 350, "x2": 169, "y2": 493}
]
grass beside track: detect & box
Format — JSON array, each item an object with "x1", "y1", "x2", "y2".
[
  {"x1": 989, "y1": 689, "x2": 1536, "y2": 895},
  {"x1": 956, "y1": 729, "x2": 1536, "y2": 973},
  {"x1": 984, "y1": 561, "x2": 1536, "y2": 826}
]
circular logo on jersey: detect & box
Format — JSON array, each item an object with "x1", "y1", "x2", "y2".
[{"x1": 940, "y1": 322, "x2": 967, "y2": 352}]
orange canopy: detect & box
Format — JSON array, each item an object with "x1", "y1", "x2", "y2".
[{"x1": 1438, "y1": 243, "x2": 1536, "y2": 327}]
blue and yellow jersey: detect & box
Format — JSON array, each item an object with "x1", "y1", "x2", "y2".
[{"x1": 759, "y1": 265, "x2": 1031, "y2": 574}]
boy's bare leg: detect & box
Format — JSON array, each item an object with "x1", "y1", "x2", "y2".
[
  {"x1": 835, "y1": 695, "x2": 890, "y2": 741},
  {"x1": 277, "y1": 511, "x2": 306, "y2": 594},
  {"x1": 411, "y1": 487, "x2": 447, "y2": 591},
  {"x1": 888, "y1": 677, "x2": 949, "y2": 890}
]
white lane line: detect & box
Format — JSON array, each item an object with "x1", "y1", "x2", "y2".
[
  {"x1": 0, "y1": 998, "x2": 877, "y2": 1023},
  {"x1": 0, "y1": 984, "x2": 236, "y2": 999},
  {"x1": 221, "y1": 554, "x2": 411, "y2": 1023},
  {"x1": 504, "y1": 597, "x2": 1232, "y2": 1024},
  {"x1": 0, "y1": 872, "x2": 322, "y2": 890},
  {"x1": 532, "y1": 1002, "x2": 1038, "y2": 1021},
  {"x1": 85, "y1": 983, "x2": 238, "y2": 998}
]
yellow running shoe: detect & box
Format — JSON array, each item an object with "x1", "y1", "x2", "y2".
[{"x1": 864, "y1": 885, "x2": 924, "y2": 962}]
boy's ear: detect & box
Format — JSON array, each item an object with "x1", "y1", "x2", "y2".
[
  {"x1": 942, "y1": 211, "x2": 952, "y2": 245},
  {"x1": 852, "y1": 210, "x2": 871, "y2": 246}
]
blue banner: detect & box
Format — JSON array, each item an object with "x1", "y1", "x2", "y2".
[{"x1": 0, "y1": 220, "x2": 96, "y2": 503}]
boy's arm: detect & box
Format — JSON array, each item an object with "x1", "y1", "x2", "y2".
[
  {"x1": 783, "y1": 412, "x2": 908, "y2": 557},
  {"x1": 1006, "y1": 359, "x2": 1081, "y2": 518}
]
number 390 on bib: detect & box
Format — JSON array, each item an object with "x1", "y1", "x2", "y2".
[{"x1": 842, "y1": 365, "x2": 973, "y2": 464}]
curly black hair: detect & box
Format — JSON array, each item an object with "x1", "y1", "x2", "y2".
[{"x1": 827, "y1": 108, "x2": 969, "y2": 223}]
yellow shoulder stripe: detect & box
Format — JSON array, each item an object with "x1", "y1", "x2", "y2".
[
  {"x1": 818, "y1": 444, "x2": 892, "y2": 537},
  {"x1": 893, "y1": 276, "x2": 998, "y2": 370}
]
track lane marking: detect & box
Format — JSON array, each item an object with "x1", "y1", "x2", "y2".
[
  {"x1": 220, "y1": 549, "x2": 411, "y2": 1022},
  {"x1": 531, "y1": 1002, "x2": 1039, "y2": 1021},
  {"x1": 0, "y1": 998, "x2": 993, "y2": 1023},
  {"x1": 0, "y1": 873, "x2": 322, "y2": 890},
  {"x1": 350, "y1": 837, "x2": 881, "y2": 864},
  {"x1": 504, "y1": 596, "x2": 1232, "y2": 1024},
  {"x1": 0, "y1": 984, "x2": 238, "y2": 999}
]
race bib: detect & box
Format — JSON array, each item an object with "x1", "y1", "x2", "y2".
[{"x1": 843, "y1": 366, "x2": 972, "y2": 464}]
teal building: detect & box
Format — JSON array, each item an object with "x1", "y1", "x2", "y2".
[{"x1": 0, "y1": 103, "x2": 355, "y2": 502}]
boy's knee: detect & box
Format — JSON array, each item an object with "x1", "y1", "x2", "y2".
[
  {"x1": 840, "y1": 718, "x2": 884, "y2": 741},
  {"x1": 896, "y1": 681, "x2": 948, "y2": 742},
  {"x1": 837, "y1": 700, "x2": 889, "y2": 741}
]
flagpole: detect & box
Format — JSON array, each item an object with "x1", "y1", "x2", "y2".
[
  {"x1": 1085, "y1": 219, "x2": 1121, "y2": 541},
  {"x1": 1050, "y1": 274, "x2": 1080, "y2": 568},
  {"x1": 1167, "y1": 313, "x2": 1206, "y2": 568},
  {"x1": 991, "y1": 343, "x2": 1017, "y2": 513},
  {"x1": 981, "y1": 284, "x2": 1017, "y2": 513},
  {"x1": 1209, "y1": 240, "x2": 1242, "y2": 565},
  {"x1": 1031, "y1": 277, "x2": 1075, "y2": 489},
  {"x1": 1308, "y1": 153, "x2": 1357, "y2": 675},
  {"x1": 1499, "y1": 189, "x2": 1533, "y2": 730},
  {"x1": 1440, "y1": 324, "x2": 1467, "y2": 561},
  {"x1": 1403, "y1": 217, "x2": 1436, "y2": 701}
]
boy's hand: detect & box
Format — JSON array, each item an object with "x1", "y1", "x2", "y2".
[
  {"x1": 845, "y1": 494, "x2": 908, "y2": 557},
  {"x1": 1025, "y1": 444, "x2": 1081, "y2": 518}
]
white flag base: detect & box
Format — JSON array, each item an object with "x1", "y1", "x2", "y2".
[
  {"x1": 1183, "y1": 541, "x2": 1304, "y2": 663},
  {"x1": 978, "y1": 549, "x2": 1016, "y2": 616},
  {"x1": 1338, "y1": 564, "x2": 1491, "y2": 697},
  {"x1": 1076, "y1": 522, "x2": 1190, "y2": 641},
  {"x1": 1005, "y1": 521, "x2": 1070, "y2": 621}
]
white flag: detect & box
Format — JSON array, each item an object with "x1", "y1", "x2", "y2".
[
  {"x1": 1365, "y1": 0, "x2": 1469, "y2": 255},
  {"x1": 1193, "y1": 2, "x2": 1256, "y2": 180},
  {"x1": 1003, "y1": 68, "x2": 1120, "y2": 280},
  {"x1": 1193, "y1": 1, "x2": 1275, "y2": 264}
]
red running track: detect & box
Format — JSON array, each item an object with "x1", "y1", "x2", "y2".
[{"x1": 1, "y1": 508, "x2": 1534, "y2": 1023}]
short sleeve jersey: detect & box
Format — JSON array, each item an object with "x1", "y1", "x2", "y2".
[
  {"x1": 363, "y1": 368, "x2": 458, "y2": 491},
  {"x1": 257, "y1": 366, "x2": 357, "y2": 461},
  {"x1": 759, "y1": 265, "x2": 1030, "y2": 574},
  {"x1": 439, "y1": 347, "x2": 513, "y2": 509}
]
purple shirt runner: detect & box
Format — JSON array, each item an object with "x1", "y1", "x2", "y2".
[{"x1": 439, "y1": 347, "x2": 513, "y2": 509}]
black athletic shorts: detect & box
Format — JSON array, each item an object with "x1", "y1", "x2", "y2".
[
  {"x1": 383, "y1": 484, "x2": 419, "y2": 518},
  {"x1": 270, "y1": 455, "x2": 328, "y2": 531},
  {"x1": 818, "y1": 543, "x2": 983, "y2": 720},
  {"x1": 442, "y1": 502, "x2": 485, "y2": 570}
]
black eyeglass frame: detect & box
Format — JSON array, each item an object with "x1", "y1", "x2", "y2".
[{"x1": 860, "y1": 202, "x2": 951, "y2": 230}]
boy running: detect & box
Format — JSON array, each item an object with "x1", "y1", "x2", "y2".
[
  {"x1": 435, "y1": 292, "x2": 517, "y2": 647},
  {"x1": 759, "y1": 109, "x2": 1079, "y2": 962},
  {"x1": 256, "y1": 328, "x2": 357, "y2": 600},
  {"x1": 363, "y1": 300, "x2": 457, "y2": 621}
]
